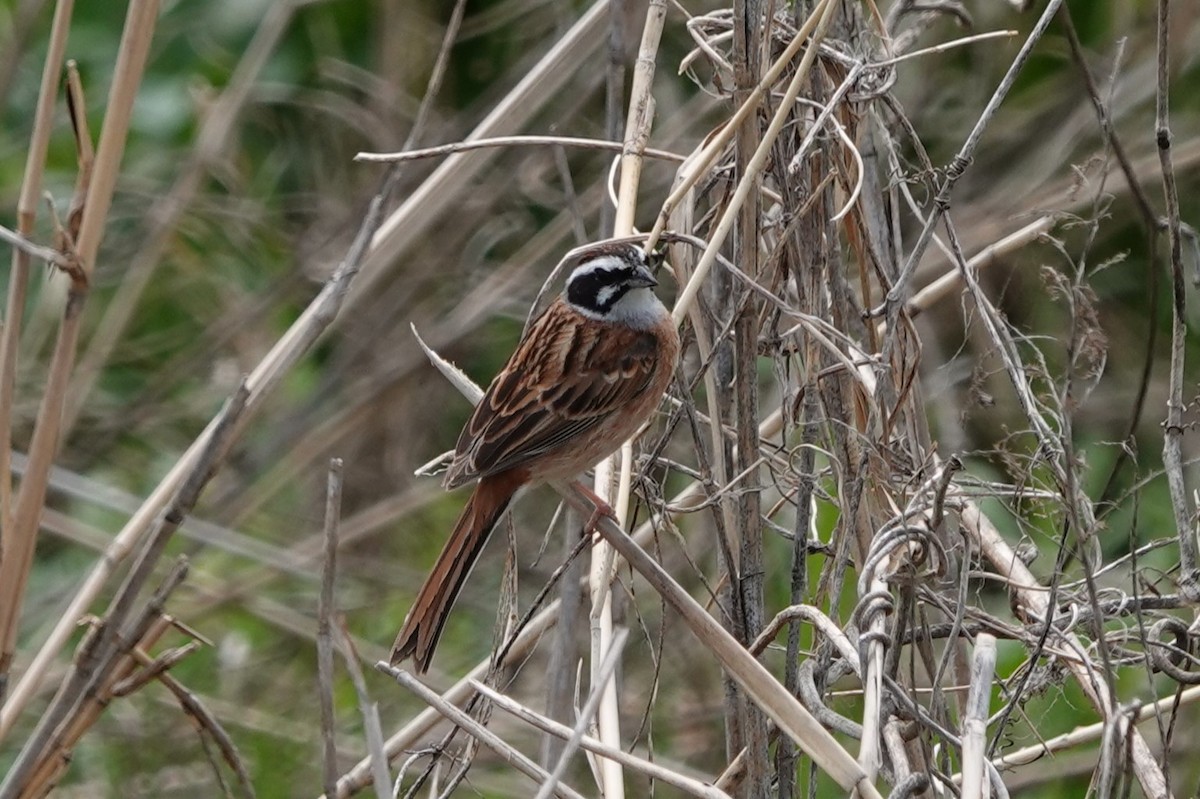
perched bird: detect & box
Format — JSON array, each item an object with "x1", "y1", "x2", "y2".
[{"x1": 391, "y1": 241, "x2": 680, "y2": 672}]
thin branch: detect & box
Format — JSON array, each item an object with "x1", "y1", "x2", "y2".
[
  {"x1": 377, "y1": 664, "x2": 589, "y2": 799},
  {"x1": 356, "y1": 135, "x2": 685, "y2": 164},
  {"x1": 318, "y1": 458, "x2": 344, "y2": 799},
  {"x1": 474, "y1": 678, "x2": 733, "y2": 799}
]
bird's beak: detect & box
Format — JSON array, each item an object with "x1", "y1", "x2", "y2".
[{"x1": 629, "y1": 264, "x2": 658, "y2": 288}]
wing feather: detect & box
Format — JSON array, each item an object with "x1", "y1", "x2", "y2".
[{"x1": 443, "y1": 300, "x2": 661, "y2": 487}]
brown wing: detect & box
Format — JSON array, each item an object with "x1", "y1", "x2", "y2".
[{"x1": 443, "y1": 300, "x2": 660, "y2": 488}]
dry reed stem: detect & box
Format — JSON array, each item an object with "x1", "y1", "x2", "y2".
[
  {"x1": 646, "y1": 0, "x2": 830, "y2": 254},
  {"x1": 0, "y1": 0, "x2": 74, "y2": 543},
  {"x1": 2, "y1": 369, "x2": 240, "y2": 795},
  {"x1": 16, "y1": 560, "x2": 186, "y2": 797},
  {"x1": 357, "y1": 135, "x2": 685, "y2": 165},
  {"x1": 318, "y1": 458, "x2": 345, "y2": 799},
  {"x1": 535, "y1": 628, "x2": 628, "y2": 799},
  {"x1": 670, "y1": 0, "x2": 837, "y2": 325},
  {"x1": 472, "y1": 679, "x2": 732, "y2": 799},
  {"x1": 1155, "y1": 0, "x2": 1197, "y2": 598},
  {"x1": 0, "y1": 0, "x2": 159, "y2": 707},
  {"x1": 332, "y1": 622, "x2": 390, "y2": 799},
  {"x1": 0, "y1": 225, "x2": 66, "y2": 267},
  {"x1": 587, "y1": 3, "x2": 667, "y2": 797},
  {"x1": 378, "y1": 665, "x2": 587, "y2": 799},
  {"x1": 960, "y1": 634, "x2": 997, "y2": 799}
]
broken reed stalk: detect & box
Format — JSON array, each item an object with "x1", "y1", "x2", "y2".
[
  {"x1": 0, "y1": 373, "x2": 246, "y2": 799},
  {"x1": 534, "y1": 628, "x2": 628, "y2": 799},
  {"x1": 960, "y1": 634, "x2": 996, "y2": 799},
  {"x1": 314, "y1": 461, "x2": 391, "y2": 799}
]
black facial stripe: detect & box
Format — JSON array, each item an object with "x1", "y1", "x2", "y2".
[{"x1": 567, "y1": 268, "x2": 632, "y2": 313}]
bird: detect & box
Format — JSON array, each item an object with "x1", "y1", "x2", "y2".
[{"x1": 391, "y1": 241, "x2": 680, "y2": 673}]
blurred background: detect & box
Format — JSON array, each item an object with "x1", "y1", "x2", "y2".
[{"x1": 2, "y1": 0, "x2": 1200, "y2": 796}]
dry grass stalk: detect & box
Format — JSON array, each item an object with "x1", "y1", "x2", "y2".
[
  {"x1": 472, "y1": 678, "x2": 732, "y2": 799},
  {"x1": 0, "y1": 0, "x2": 74, "y2": 545},
  {"x1": 960, "y1": 633, "x2": 997, "y2": 799},
  {"x1": 378, "y1": 665, "x2": 588, "y2": 799},
  {"x1": 586, "y1": 4, "x2": 668, "y2": 797},
  {"x1": 318, "y1": 458, "x2": 345, "y2": 799},
  {"x1": 0, "y1": 0, "x2": 159, "y2": 708}
]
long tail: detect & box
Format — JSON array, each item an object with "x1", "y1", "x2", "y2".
[{"x1": 390, "y1": 471, "x2": 522, "y2": 672}]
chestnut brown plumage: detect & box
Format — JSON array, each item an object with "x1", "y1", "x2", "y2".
[{"x1": 391, "y1": 242, "x2": 680, "y2": 672}]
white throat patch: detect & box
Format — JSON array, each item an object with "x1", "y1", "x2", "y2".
[{"x1": 605, "y1": 286, "x2": 667, "y2": 329}]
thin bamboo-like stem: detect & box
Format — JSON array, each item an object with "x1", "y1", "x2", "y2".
[
  {"x1": 960, "y1": 634, "x2": 996, "y2": 799},
  {"x1": 1155, "y1": 0, "x2": 1198, "y2": 597},
  {"x1": 378, "y1": 665, "x2": 588, "y2": 799},
  {"x1": 317, "y1": 458, "x2": 344, "y2": 799},
  {"x1": 729, "y1": 0, "x2": 768, "y2": 791},
  {"x1": 0, "y1": 0, "x2": 158, "y2": 705},
  {"x1": 0, "y1": 0, "x2": 74, "y2": 624},
  {"x1": 473, "y1": 679, "x2": 733, "y2": 799},
  {"x1": 588, "y1": 4, "x2": 667, "y2": 797}
]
